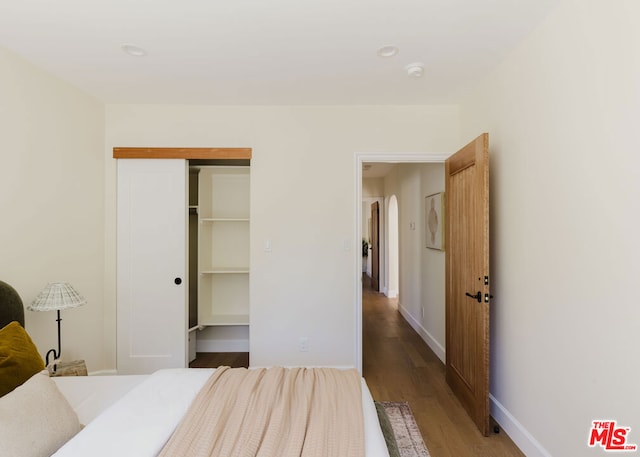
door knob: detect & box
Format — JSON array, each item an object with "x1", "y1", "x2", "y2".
[{"x1": 465, "y1": 291, "x2": 482, "y2": 303}]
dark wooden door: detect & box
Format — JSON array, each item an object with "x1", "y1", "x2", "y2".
[{"x1": 370, "y1": 201, "x2": 380, "y2": 291}]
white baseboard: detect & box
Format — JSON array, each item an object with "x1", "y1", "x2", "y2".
[
  {"x1": 490, "y1": 395, "x2": 552, "y2": 457},
  {"x1": 398, "y1": 305, "x2": 547, "y2": 457},
  {"x1": 385, "y1": 288, "x2": 398, "y2": 298},
  {"x1": 398, "y1": 303, "x2": 445, "y2": 363},
  {"x1": 196, "y1": 339, "x2": 249, "y2": 353}
]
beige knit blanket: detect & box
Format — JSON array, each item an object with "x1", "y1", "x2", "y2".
[{"x1": 158, "y1": 366, "x2": 365, "y2": 457}]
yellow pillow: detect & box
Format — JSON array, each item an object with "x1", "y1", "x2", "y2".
[{"x1": 0, "y1": 321, "x2": 45, "y2": 397}]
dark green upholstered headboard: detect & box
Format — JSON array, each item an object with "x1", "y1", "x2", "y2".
[{"x1": 0, "y1": 281, "x2": 25, "y2": 328}]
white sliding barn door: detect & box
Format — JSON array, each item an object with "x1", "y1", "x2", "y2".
[{"x1": 117, "y1": 159, "x2": 188, "y2": 374}]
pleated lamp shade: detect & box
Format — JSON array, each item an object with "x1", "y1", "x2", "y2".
[{"x1": 28, "y1": 282, "x2": 86, "y2": 312}]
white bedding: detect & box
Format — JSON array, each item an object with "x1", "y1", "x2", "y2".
[
  {"x1": 53, "y1": 373, "x2": 147, "y2": 425},
  {"x1": 53, "y1": 368, "x2": 390, "y2": 457}
]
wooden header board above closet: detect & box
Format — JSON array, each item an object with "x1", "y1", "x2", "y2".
[{"x1": 113, "y1": 147, "x2": 252, "y2": 160}]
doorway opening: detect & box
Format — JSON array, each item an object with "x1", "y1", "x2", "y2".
[
  {"x1": 386, "y1": 194, "x2": 399, "y2": 301},
  {"x1": 355, "y1": 152, "x2": 449, "y2": 372},
  {"x1": 358, "y1": 136, "x2": 493, "y2": 439}
]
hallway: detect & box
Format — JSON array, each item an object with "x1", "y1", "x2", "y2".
[{"x1": 362, "y1": 274, "x2": 524, "y2": 457}]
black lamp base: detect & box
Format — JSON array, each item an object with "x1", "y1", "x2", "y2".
[
  {"x1": 45, "y1": 310, "x2": 63, "y2": 373},
  {"x1": 45, "y1": 348, "x2": 59, "y2": 372}
]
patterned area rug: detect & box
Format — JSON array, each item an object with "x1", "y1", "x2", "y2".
[{"x1": 380, "y1": 401, "x2": 431, "y2": 457}]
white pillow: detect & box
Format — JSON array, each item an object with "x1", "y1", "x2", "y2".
[{"x1": 0, "y1": 370, "x2": 82, "y2": 457}]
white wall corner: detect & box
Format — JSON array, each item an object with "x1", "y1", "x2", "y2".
[
  {"x1": 490, "y1": 394, "x2": 552, "y2": 457},
  {"x1": 398, "y1": 304, "x2": 445, "y2": 363},
  {"x1": 385, "y1": 289, "x2": 398, "y2": 298}
]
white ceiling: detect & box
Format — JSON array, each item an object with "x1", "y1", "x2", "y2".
[
  {"x1": 0, "y1": 0, "x2": 560, "y2": 105},
  {"x1": 363, "y1": 163, "x2": 396, "y2": 179}
]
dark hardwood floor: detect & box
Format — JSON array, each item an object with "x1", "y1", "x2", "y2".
[
  {"x1": 189, "y1": 351, "x2": 249, "y2": 369},
  {"x1": 362, "y1": 274, "x2": 523, "y2": 457},
  {"x1": 190, "y1": 275, "x2": 524, "y2": 456}
]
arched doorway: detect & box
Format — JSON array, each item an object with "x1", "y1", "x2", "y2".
[{"x1": 387, "y1": 194, "x2": 399, "y2": 301}]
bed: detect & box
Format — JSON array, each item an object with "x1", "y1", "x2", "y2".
[
  {"x1": 51, "y1": 367, "x2": 391, "y2": 457},
  {"x1": 0, "y1": 320, "x2": 392, "y2": 457}
]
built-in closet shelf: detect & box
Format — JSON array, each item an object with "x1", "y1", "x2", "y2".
[
  {"x1": 194, "y1": 165, "x2": 250, "y2": 331},
  {"x1": 200, "y1": 314, "x2": 249, "y2": 326},
  {"x1": 201, "y1": 268, "x2": 250, "y2": 274}
]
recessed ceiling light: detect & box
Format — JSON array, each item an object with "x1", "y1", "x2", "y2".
[
  {"x1": 377, "y1": 45, "x2": 399, "y2": 58},
  {"x1": 121, "y1": 44, "x2": 147, "y2": 57},
  {"x1": 405, "y1": 62, "x2": 425, "y2": 78}
]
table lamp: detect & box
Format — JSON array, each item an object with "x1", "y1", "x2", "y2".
[{"x1": 27, "y1": 282, "x2": 86, "y2": 371}]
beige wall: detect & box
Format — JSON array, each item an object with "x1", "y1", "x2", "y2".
[
  {"x1": 383, "y1": 163, "x2": 446, "y2": 360},
  {"x1": 0, "y1": 47, "x2": 106, "y2": 371},
  {"x1": 362, "y1": 179, "x2": 385, "y2": 277},
  {"x1": 362, "y1": 177, "x2": 384, "y2": 197},
  {"x1": 105, "y1": 105, "x2": 460, "y2": 369},
  {"x1": 461, "y1": 1, "x2": 640, "y2": 455}
]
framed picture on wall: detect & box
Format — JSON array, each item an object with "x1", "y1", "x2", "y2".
[{"x1": 425, "y1": 192, "x2": 444, "y2": 250}]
